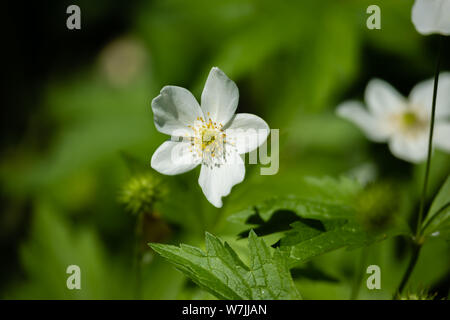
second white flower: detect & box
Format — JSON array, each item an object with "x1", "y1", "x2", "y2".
[{"x1": 337, "y1": 74, "x2": 450, "y2": 163}]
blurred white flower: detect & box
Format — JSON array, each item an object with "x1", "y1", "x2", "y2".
[
  {"x1": 98, "y1": 36, "x2": 147, "y2": 87},
  {"x1": 150, "y1": 67, "x2": 269, "y2": 207},
  {"x1": 337, "y1": 74, "x2": 450, "y2": 163},
  {"x1": 412, "y1": 0, "x2": 450, "y2": 35}
]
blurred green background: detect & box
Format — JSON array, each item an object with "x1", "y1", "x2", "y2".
[{"x1": 1, "y1": 0, "x2": 449, "y2": 299}]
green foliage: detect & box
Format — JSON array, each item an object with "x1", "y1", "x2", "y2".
[
  {"x1": 355, "y1": 182, "x2": 401, "y2": 232},
  {"x1": 302, "y1": 176, "x2": 364, "y2": 204},
  {"x1": 421, "y1": 176, "x2": 450, "y2": 239},
  {"x1": 229, "y1": 177, "x2": 410, "y2": 266},
  {"x1": 229, "y1": 196, "x2": 355, "y2": 225},
  {"x1": 279, "y1": 218, "x2": 402, "y2": 265},
  {"x1": 5, "y1": 202, "x2": 131, "y2": 299},
  {"x1": 150, "y1": 231, "x2": 301, "y2": 300}
]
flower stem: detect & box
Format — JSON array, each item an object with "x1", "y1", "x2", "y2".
[
  {"x1": 396, "y1": 243, "x2": 421, "y2": 297},
  {"x1": 350, "y1": 248, "x2": 369, "y2": 300},
  {"x1": 415, "y1": 36, "x2": 443, "y2": 238},
  {"x1": 133, "y1": 211, "x2": 145, "y2": 299},
  {"x1": 397, "y1": 35, "x2": 443, "y2": 296}
]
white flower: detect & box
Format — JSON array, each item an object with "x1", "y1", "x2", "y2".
[
  {"x1": 150, "y1": 67, "x2": 269, "y2": 207},
  {"x1": 412, "y1": 0, "x2": 450, "y2": 35},
  {"x1": 337, "y1": 73, "x2": 450, "y2": 163}
]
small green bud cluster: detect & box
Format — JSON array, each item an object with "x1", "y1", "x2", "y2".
[
  {"x1": 355, "y1": 181, "x2": 399, "y2": 233},
  {"x1": 119, "y1": 173, "x2": 166, "y2": 215}
]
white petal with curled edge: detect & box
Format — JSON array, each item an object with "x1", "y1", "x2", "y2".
[
  {"x1": 151, "y1": 86, "x2": 204, "y2": 136},
  {"x1": 201, "y1": 67, "x2": 239, "y2": 125},
  {"x1": 409, "y1": 72, "x2": 450, "y2": 119},
  {"x1": 198, "y1": 151, "x2": 245, "y2": 208},
  {"x1": 365, "y1": 79, "x2": 406, "y2": 116},
  {"x1": 435, "y1": 122, "x2": 450, "y2": 151},
  {"x1": 151, "y1": 141, "x2": 200, "y2": 175},
  {"x1": 388, "y1": 133, "x2": 428, "y2": 163},
  {"x1": 337, "y1": 100, "x2": 391, "y2": 142},
  {"x1": 225, "y1": 113, "x2": 270, "y2": 154},
  {"x1": 412, "y1": 0, "x2": 450, "y2": 36}
]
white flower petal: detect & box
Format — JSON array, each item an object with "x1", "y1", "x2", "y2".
[
  {"x1": 201, "y1": 67, "x2": 239, "y2": 125},
  {"x1": 225, "y1": 113, "x2": 270, "y2": 154},
  {"x1": 151, "y1": 86, "x2": 204, "y2": 136},
  {"x1": 198, "y1": 151, "x2": 245, "y2": 208},
  {"x1": 388, "y1": 133, "x2": 428, "y2": 163},
  {"x1": 412, "y1": 0, "x2": 450, "y2": 36},
  {"x1": 365, "y1": 79, "x2": 406, "y2": 116},
  {"x1": 151, "y1": 141, "x2": 200, "y2": 175},
  {"x1": 336, "y1": 101, "x2": 391, "y2": 142},
  {"x1": 409, "y1": 72, "x2": 450, "y2": 119},
  {"x1": 435, "y1": 122, "x2": 450, "y2": 151}
]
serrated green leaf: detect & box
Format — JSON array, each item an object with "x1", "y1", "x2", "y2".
[
  {"x1": 228, "y1": 177, "x2": 362, "y2": 225},
  {"x1": 421, "y1": 176, "x2": 450, "y2": 237},
  {"x1": 302, "y1": 176, "x2": 363, "y2": 204},
  {"x1": 149, "y1": 231, "x2": 301, "y2": 300},
  {"x1": 228, "y1": 195, "x2": 356, "y2": 226},
  {"x1": 229, "y1": 177, "x2": 409, "y2": 266},
  {"x1": 279, "y1": 218, "x2": 402, "y2": 265}
]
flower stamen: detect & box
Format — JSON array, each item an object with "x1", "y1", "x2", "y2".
[{"x1": 187, "y1": 116, "x2": 234, "y2": 168}]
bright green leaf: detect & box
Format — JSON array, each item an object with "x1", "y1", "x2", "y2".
[
  {"x1": 149, "y1": 231, "x2": 301, "y2": 300},
  {"x1": 229, "y1": 177, "x2": 409, "y2": 266},
  {"x1": 421, "y1": 176, "x2": 450, "y2": 237},
  {"x1": 279, "y1": 218, "x2": 403, "y2": 265},
  {"x1": 228, "y1": 176, "x2": 362, "y2": 225},
  {"x1": 228, "y1": 195, "x2": 356, "y2": 226}
]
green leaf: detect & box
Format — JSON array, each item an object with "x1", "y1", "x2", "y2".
[
  {"x1": 228, "y1": 176, "x2": 362, "y2": 226},
  {"x1": 5, "y1": 202, "x2": 132, "y2": 299},
  {"x1": 228, "y1": 195, "x2": 356, "y2": 226},
  {"x1": 302, "y1": 176, "x2": 363, "y2": 204},
  {"x1": 421, "y1": 176, "x2": 450, "y2": 237},
  {"x1": 229, "y1": 177, "x2": 409, "y2": 266},
  {"x1": 149, "y1": 231, "x2": 301, "y2": 300},
  {"x1": 290, "y1": 263, "x2": 339, "y2": 283},
  {"x1": 278, "y1": 218, "x2": 401, "y2": 265}
]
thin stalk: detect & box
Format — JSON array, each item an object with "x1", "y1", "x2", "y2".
[
  {"x1": 133, "y1": 211, "x2": 145, "y2": 299},
  {"x1": 396, "y1": 36, "x2": 443, "y2": 296},
  {"x1": 350, "y1": 248, "x2": 369, "y2": 300},
  {"x1": 415, "y1": 36, "x2": 443, "y2": 237},
  {"x1": 396, "y1": 244, "x2": 421, "y2": 296}
]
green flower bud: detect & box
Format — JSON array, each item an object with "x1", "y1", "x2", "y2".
[
  {"x1": 355, "y1": 181, "x2": 399, "y2": 233},
  {"x1": 119, "y1": 173, "x2": 166, "y2": 215}
]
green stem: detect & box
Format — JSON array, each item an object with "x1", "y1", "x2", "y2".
[
  {"x1": 396, "y1": 243, "x2": 421, "y2": 297},
  {"x1": 350, "y1": 248, "x2": 369, "y2": 300},
  {"x1": 415, "y1": 36, "x2": 443, "y2": 238},
  {"x1": 396, "y1": 35, "x2": 442, "y2": 297},
  {"x1": 134, "y1": 211, "x2": 145, "y2": 299}
]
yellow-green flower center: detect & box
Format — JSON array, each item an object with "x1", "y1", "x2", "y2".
[
  {"x1": 187, "y1": 114, "x2": 231, "y2": 168},
  {"x1": 402, "y1": 111, "x2": 419, "y2": 126},
  {"x1": 201, "y1": 128, "x2": 218, "y2": 148},
  {"x1": 395, "y1": 109, "x2": 428, "y2": 135}
]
